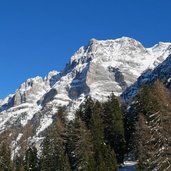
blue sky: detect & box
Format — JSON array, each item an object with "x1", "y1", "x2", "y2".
[{"x1": 0, "y1": 0, "x2": 171, "y2": 99}]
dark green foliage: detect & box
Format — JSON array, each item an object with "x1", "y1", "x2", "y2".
[
  {"x1": 90, "y1": 101, "x2": 118, "y2": 171},
  {"x1": 78, "y1": 95, "x2": 125, "y2": 164},
  {"x1": 41, "y1": 109, "x2": 70, "y2": 171},
  {"x1": 0, "y1": 94, "x2": 125, "y2": 171},
  {"x1": 24, "y1": 147, "x2": 40, "y2": 171},
  {"x1": 41, "y1": 134, "x2": 70, "y2": 171},
  {"x1": 0, "y1": 142, "x2": 11, "y2": 171},
  {"x1": 14, "y1": 155, "x2": 24, "y2": 171},
  {"x1": 90, "y1": 101, "x2": 104, "y2": 145},
  {"x1": 66, "y1": 118, "x2": 95, "y2": 171},
  {"x1": 66, "y1": 99, "x2": 119, "y2": 170},
  {"x1": 77, "y1": 96, "x2": 94, "y2": 129},
  {"x1": 130, "y1": 80, "x2": 171, "y2": 170},
  {"x1": 103, "y1": 94, "x2": 125, "y2": 163}
]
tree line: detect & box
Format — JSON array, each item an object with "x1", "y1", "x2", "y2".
[{"x1": 0, "y1": 94, "x2": 126, "y2": 171}]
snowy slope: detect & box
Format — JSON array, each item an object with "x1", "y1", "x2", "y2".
[
  {"x1": 119, "y1": 161, "x2": 137, "y2": 171},
  {"x1": 50, "y1": 38, "x2": 170, "y2": 100},
  {"x1": 0, "y1": 37, "x2": 171, "y2": 147},
  {"x1": 40, "y1": 37, "x2": 171, "y2": 119},
  {"x1": 0, "y1": 71, "x2": 60, "y2": 132},
  {"x1": 122, "y1": 54, "x2": 171, "y2": 102}
]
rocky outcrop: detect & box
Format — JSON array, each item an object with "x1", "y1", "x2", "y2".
[
  {"x1": 13, "y1": 77, "x2": 46, "y2": 105},
  {"x1": 0, "y1": 37, "x2": 171, "y2": 150},
  {"x1": 122, "y1": 54, "x2": 171, "y2": 102}
]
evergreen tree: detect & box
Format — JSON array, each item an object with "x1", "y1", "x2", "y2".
[
  {"x1": 24, "y1": 146, "x2": 40, "y2": 171},
  {"x1": 0, "y1": 141, "x2": 11, "y2": 171},
  {"x1": 69, "y1": 100, "x2": 118, "y2": 171},
  {"x1": 67, "y1": 117, "x2": 95, "y2": 171},
  {"x1": 90, "y1": 101, "x2": 118, "y2": 171},
  {"x1": 134, "y1": 81, "x2": 171, "y2": 170},
  {"x1": 77, "y1": 96, "x2": 94, "y2": 129},
  {"x1": 41, "y1": 108, "x2": 70, "y2": 171},
  {"x1": 14, "y1": 155, "x2": 24, "y2": 171},
  {"x1": 103, "y1": 94, "x2": 125, "y2": 163},
  {"x1": 41, "y1": 131, "x2": 70, "y2": 171}
]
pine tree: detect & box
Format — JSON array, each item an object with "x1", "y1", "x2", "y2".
[
  {"x1": 134, "y1": 80, "x2": 171, "y2": 170},
  {"x1": 103, "y1": 94, "x2": 125, "y2": 163},
  {"x1": 77, "y1": 96, "x2": 94, "y2": 129},
  {"x1": 68, "y1": 100, "x2": 118, "y2": 171},
  {"x1": 14, "y1": 155, "x2": 24, "y2": 171},
  {"x1": 0, "y1": 141, "x2": 11, "y2": 171},
  {"x1": 41, "y1": 108, "x2": 70, "y2": 171},
  {"x1": 66, "y1": 117, "x2": 95, "y2": 171},
  {"x1": 41, "y1": 130, "x2": 70, "y2": 171},
  {"x1": 90, "y1": 101, "x2": 118, "y2": 171},
  {"x1": 24, "y1": 146, "x2": 40, "y2": 171}
]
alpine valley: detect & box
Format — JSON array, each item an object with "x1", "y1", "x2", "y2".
[{"x1": 0, "y1": 37, "x2": 171, "y2": 171}]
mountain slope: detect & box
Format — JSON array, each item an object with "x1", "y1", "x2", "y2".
[
  {"x1": 122, "y1": 54, "x2": 171, "y2": 102},
  {"x1": 0, "y1": 37, "x2": 171, "y2": 156},
  {"x1": 125, "y1": 81, "x2": 171, "y2": 171}
]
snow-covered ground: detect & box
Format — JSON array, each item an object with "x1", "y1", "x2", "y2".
[{"x1": 119, "y1": 161, "x2": 137, "y2": 171}]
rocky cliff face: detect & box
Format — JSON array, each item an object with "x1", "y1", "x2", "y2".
[
  {"x1": 122, "y1": 54, "x2": 171, "y2": 102},
  {"x1": 40, "y1": 38, "x2": 171, "y2": 107},
  {"x1": 0, "y1": 37, "x2": 171, "y2": 153}
]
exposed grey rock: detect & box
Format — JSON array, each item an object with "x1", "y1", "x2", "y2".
[
  {"x1": 40, "y1": 88, "x2": 57, "y2": 107},
  {"x1": 14, "y1": 76, "x2": 47, "y2": 105},
  {"x1": 122, "y1": 54, "x2": 171, "y2": 102},
  {"x1": 0, "y1": 37, "x2": 171, "y2": 151}
]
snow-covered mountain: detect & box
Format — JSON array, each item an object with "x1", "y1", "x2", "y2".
[
  {"x1": 122, "y1": 53, "x2": 171, "y2": 102},
  {"x1": 0, "y1": 37, "x2": 171, "y2": 151}
]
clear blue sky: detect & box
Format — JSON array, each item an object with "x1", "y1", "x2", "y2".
[{"x1": 0, "y1": 0, "x2": 171, "y2": 99}]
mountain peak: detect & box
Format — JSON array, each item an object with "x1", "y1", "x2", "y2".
[
  {"x1": 89, "y1": 38, "x2": 98, "y2": 44},
  {"x1": 1, "y1": 36, "x2": 171, "y2": 147},
  {"x1": 116, "y1": 36, "x2": 137, "y2": 41},
  {"x1": 151, "y1": 41, "x2": 171, "y2": 49}
]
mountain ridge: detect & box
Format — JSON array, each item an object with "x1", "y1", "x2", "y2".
[{"x1": 0, "y1": 37, "x2": 171, "y2": 151}]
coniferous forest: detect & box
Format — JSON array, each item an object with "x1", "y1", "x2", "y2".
[
  {"x1": 0, "y1": 81, "x2": 171, "y2": 171},
  {"x1": 0, "y1": 94, "x2": 125, "y2": 171},
  {"x1": 0, "y1": 0, "x2": 171, "y2": 170}
]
